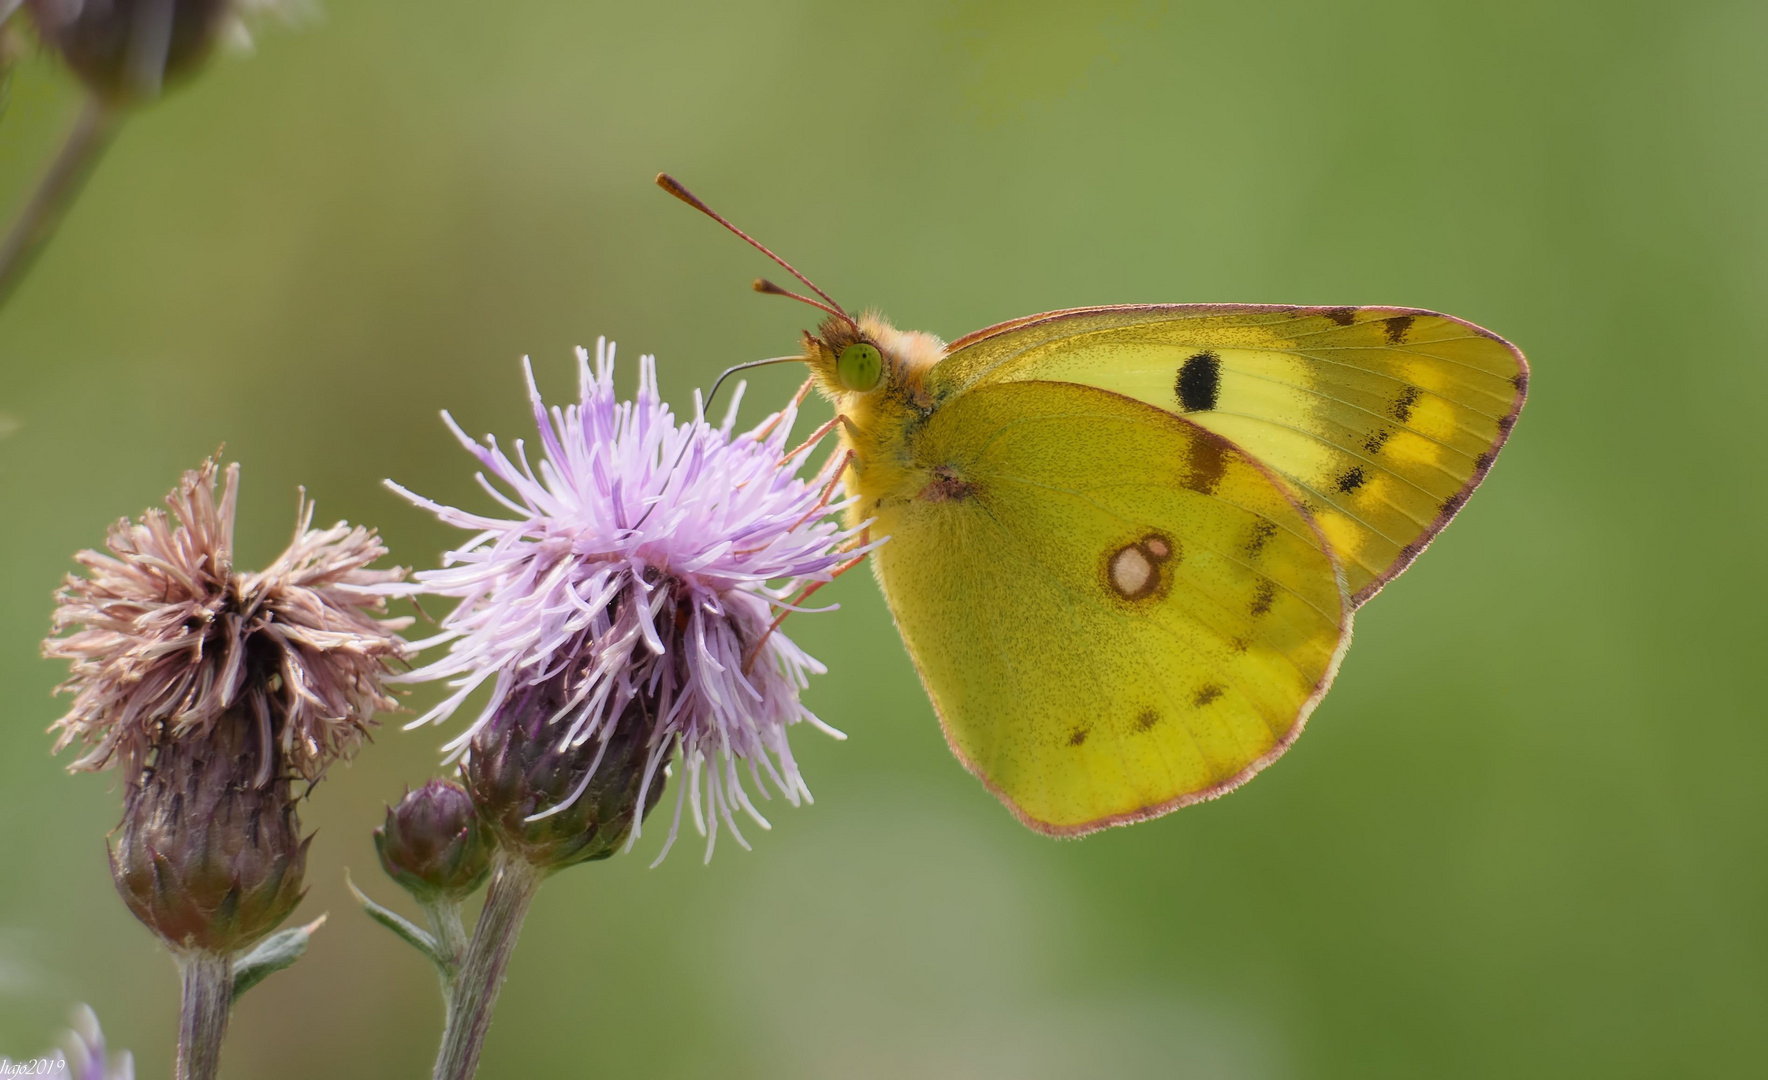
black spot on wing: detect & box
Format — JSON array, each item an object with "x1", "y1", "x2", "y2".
[
  {"x1": 1389, "y1": 386, "x2": 1421, "y2": 424},
  {"x1": 1512, "y1": 371, "x2": 1528, "y2": 393},
  {"x1": 1335, "y1": 466, "x2": 1368, "y2": 494},
  {"x1": 1249, "y1": 579, "x2": 1277, "y2": 617},
  {"x1": 1244, "y1": 519, "x2": 1277, "y2": 558},
  {"x1": 1440, "y1": 491, "x2": 1467, "y2": 517},
  {"x1": 1496, "y1": 414, "x2": 1515, "y2": 433},
  {"x1": 1474, "y1": 451, "x2": 1493, "y2": 471},
  {"x1": 1067, "y1": 726, "x2": 1090, "y2": 747},
  {"x1": 1363, "y1": 428, "x2": 1391, "y2": 455},
  {"x1": 1321, "y1": 306, "x2": 1357, "y2": 326},
  {"x1": 1192, "y1": 684, "x2": 1224, "y2": 707},
  {"x1": 1176, "y1": 351, "x2": 1221, "y2": 413},
  {"x1": 1135, "y1": 709, "x2": 1160, "y2": 732},
  {"x1": 1383, "y1": 315, "x2": 1415, "y2": 344}
]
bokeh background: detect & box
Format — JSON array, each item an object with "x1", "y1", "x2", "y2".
[{"x1": 3, "y1": 1, "x2": 1765, "y2": 1076}]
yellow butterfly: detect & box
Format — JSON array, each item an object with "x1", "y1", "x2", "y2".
[{"x1": 661, "y1": 175, "x2": 1528, "y2": 836}]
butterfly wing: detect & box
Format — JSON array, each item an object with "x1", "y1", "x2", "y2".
[
  {"x1": 933, "y1": 305, "x2": 1527, "y2": 606},
  {"x1": 871, "y1": 378, "x2": 1351, "y2": 834}
]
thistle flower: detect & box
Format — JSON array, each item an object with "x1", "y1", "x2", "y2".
[
  {"x1": 0, "y1": 1004, "x2": 135, "y2": 1080},
  {"x1": 44, "y1": 458, "x2": 410, "y2": 784},
  {"x1": 390, "y1": 340, "x2": 870, "y2": 862},
  {"x1": 57, "y1": 1004, "x2": 135, "y2": 1080}
]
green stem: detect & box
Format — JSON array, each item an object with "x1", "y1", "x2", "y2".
[
  {"x1": 423, "y1": 895, "x2": 471, "y2": 1031},
  {"x1": 425, "y1": 897, "x2": 471, "y2": 978},
  {"x1": 432, "y1": 854, "x2": 544, "y2": 1080},
  {"x1": 175, "y1": 950, "x2": 233, "y2": 1080},
  {"x1": 0, "y1": 94, "x2": 121, "y2": 312}
]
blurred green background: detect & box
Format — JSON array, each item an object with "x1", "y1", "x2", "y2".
[{"x1": 3, "y1": 0, "x2": 1765, "y2": 1076}]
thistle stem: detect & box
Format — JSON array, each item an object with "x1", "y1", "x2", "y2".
[
  {"x1": 0, "y1": 94, "x2": 121, "y2": 313},
  {"x1": 433, "y1": 853, "x2": 544, "y2": 1080},
  {"x1": 424, "y1": 897, "x2": 471, "y2": 980},
  {"x1": 424, "y1": 896, "x2": 471, "y2": 1034},
  {"x1": 175, "y1": 950, "x2": 233, "y2": 1080}
]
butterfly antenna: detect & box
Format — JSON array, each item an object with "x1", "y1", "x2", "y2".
[
  {"x1": 656, "y1": 173, "x2": 853, "y2": 324},
  {"x1": 625, "y1": 354, "x2": 809, "y2": 535},
  {"x1": 751, "y1": 277, "x2": 849, "y2": 322},
  {"x1": 703, "y1": 355, "x2": 808, "y2": 420}
]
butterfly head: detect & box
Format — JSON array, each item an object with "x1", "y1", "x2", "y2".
[
  {"x1": 654, "y1": 173, "x2": 944, "y2": 407},
  {"x1": 803, "y1": 311, "x2": 944, "y2": 406}
]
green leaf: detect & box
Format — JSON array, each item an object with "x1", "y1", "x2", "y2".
[
  {"x1": 231, "y1": 914, "x2": 326, "y2": 1003},
  {"x1": 346, "y1": 870, "x2": 449, "y2": 974}
]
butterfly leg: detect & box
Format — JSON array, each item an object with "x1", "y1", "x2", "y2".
[
  {"x1": 750, "y1": 376, "x2": 818, "y2": 441},
  {"x1": 790, "y1": 448, "x2": 856, "y2": 530},
  {"x1": 734, "y1": 445, "x2": 856, "y2": 556},
  {"x1": 742, "y1": 528, "x2": 872, "y2": 674},
  {"x1": 777, "y1": 412, "x2": 862, "y2": 468}
]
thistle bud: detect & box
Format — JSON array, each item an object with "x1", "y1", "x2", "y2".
[
  {"x1": 23, "y1": 0, "x2": 234, "y2": 103},
  {"x1": 375, "y1": 779, "x2": 491, "y2": 903},
  {"x1": 463, "y1": 671, "x2": 665, "y2": 874},
  {"x1": 109, "y1": 714, "x2": 308, "y2": 955}
]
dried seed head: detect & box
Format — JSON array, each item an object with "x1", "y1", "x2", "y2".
[
  {"x1": 44, "y1": 458, "x2": 410, "y2": 784},
  {"x1": 109, "y1": 712, "x2": 309, "y2": 955},
  {"x1": 24, "y1": 0, "x2": 229, "y2": 102},
  {"x1": 374, "y1": 778, "x2": 492, "y2": 902},
  {"x1": 20, "y1": 0, "x2": 299, "y2": 103},
  {"x1": 463, "y1": 665, "x2": 666, "y2": 875}
]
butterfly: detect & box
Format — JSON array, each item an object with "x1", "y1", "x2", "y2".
[{"x1": 660, "y1": 175, "x2": 1528, "y2": 836}]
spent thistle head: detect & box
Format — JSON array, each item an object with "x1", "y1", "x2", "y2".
[
  {"x1": 20, "y1": 0, "x2": 303, "y2": 102},
  {"x1": 45, "y1": 458, "x2": 408, "y2": 953}
]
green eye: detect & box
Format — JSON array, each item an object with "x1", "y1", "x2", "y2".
[{"x1": 836, "y1": 343, "x2": 883, "y2": 392}]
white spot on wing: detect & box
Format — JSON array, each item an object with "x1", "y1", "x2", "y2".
[{"x1": 1110, "y1": 545, "x2": 1154, "y2": 598}]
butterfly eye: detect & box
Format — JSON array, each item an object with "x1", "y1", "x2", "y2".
[{"x1": 836, "y1": 343, "x2": 883, "y2": 392}]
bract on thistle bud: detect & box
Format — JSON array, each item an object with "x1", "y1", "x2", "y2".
[
  {"x1": 44, "y1": 458, "x2": 409, "y2": 953},
  {"x1": 464, "y1": 667, "x2": 665, "y2": 873},
  {"x1": 376, "y1": 778, "x2": 492, "y2": 902},
  {"x1": 390, "y1": 340, "x2": 874, "y2": 862},
  {"x1": 110, "y1": 715, "x2": 309, "y2": 954}
]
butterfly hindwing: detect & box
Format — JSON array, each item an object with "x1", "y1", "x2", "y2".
[
  {"x1": 934, "y1": 305, "x2": 1528, "y2": 605},
  {"x1": 870, "y1": 379, "x2": 1351, "y2": 834}
]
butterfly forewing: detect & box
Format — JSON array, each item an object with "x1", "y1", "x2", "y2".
[
  {"x1": 935, "y1": 305, "x2": 1528, "y2": 605},
  {"x1": 872, "y1": 380, "x2": 1351, "y2": 834}
]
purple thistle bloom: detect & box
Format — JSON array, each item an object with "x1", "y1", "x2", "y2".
[{"x1": 389, "y1": 340, "x2": 873, "y2": 862}]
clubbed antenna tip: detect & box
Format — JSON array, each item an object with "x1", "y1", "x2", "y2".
[{"x1": 654, "y1": 172, "x2": 851, "y2": 324}]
